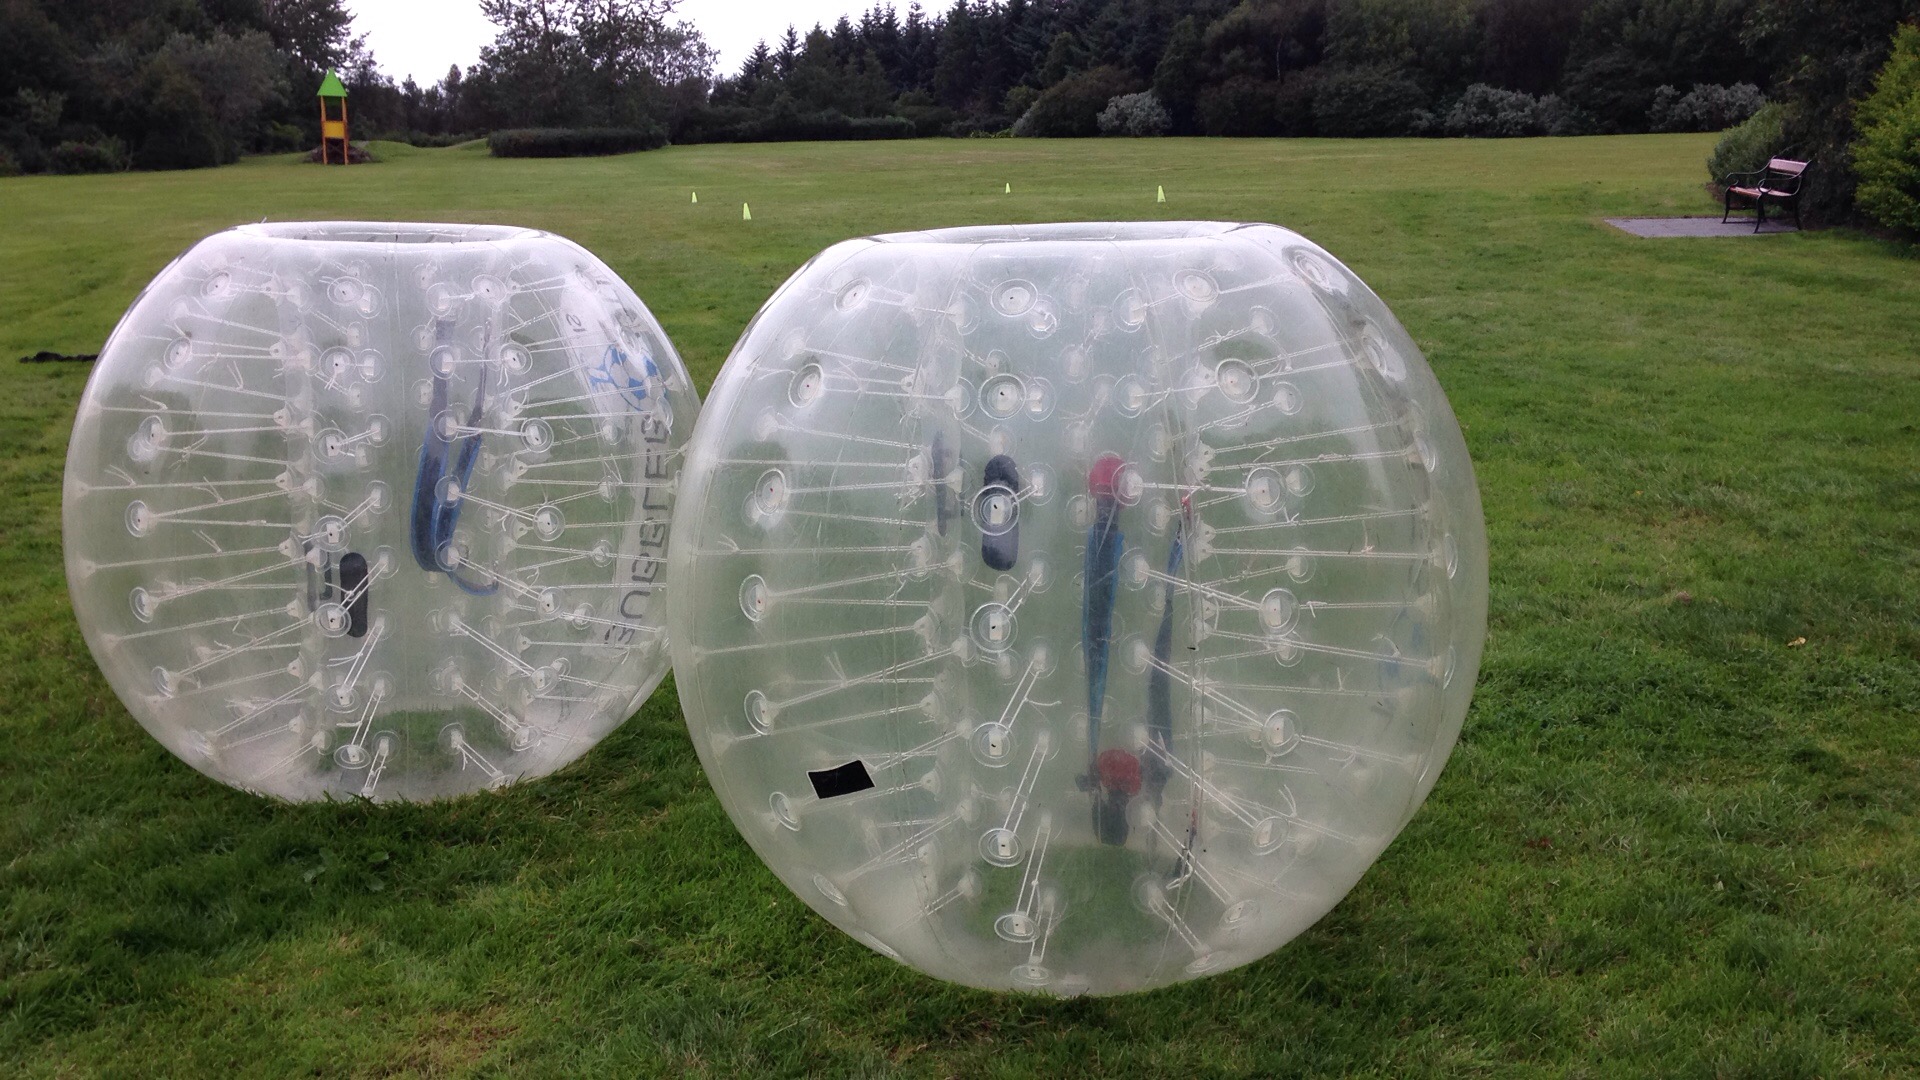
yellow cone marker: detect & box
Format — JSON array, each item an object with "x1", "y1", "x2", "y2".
[
  {"x1": 1005, "y1": 182, "x2": 1011, "y2": 194},
  {"x1": 742, "y1": 203, "x2": 752, "y2": 221},
  {"x1": 1157, "y1": 185, "x2": 1167, "y2": 204},
  {"x1": 691, "y1": 191, "x2": 698, "y2": 204}
]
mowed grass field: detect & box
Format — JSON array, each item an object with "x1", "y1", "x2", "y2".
[{"x1": 2, "y1": 135, "x2": 1917, "y2": 1077}]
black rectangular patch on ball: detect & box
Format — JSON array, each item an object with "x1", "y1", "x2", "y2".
[
  {"x1": 339, "y1": 552, "x2": 370, "y2": 638},
  {"x1": 808, "y1": 759, "x2": 876, "y2": 800}
]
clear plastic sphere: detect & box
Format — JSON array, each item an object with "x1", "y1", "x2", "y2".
[
  {"x1": 667, "y1": 222, "x2": 1487, "y2": 994},
  {"x1": 64, "y1": 222, "x2": 699, "y2": 802}
]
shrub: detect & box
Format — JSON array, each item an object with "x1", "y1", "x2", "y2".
[
  {"x1": 1766, "y1": 1, "x2": 1920, "y2": 222},
  {"x1": 1442, "y1": 84, "x2": 1554, "y2": 137},
  {"x1": 1650, "y1": 83, "x2": 1768, "y2": 133},
  {"x1": 1002, "y1": 86, "x2": 1041, "y2": 120},
  {"x1": 897, "y1": 91, "x2": 958, "y2": 138},
  {"x1": 132, "y1": 58, "x2": 236, "y2": 170},
  {"x1": 737, "y1": 95, "x2": 820, "y2": 143},
  {"x1": 0, "y1": 145, "x2": 21, "y2": 177},
  {"x1": 1193, "y1": 73, "x2": 1321, "y2": 138},
  {"x1": 1853, "y1": 23, "x2": 1920, "y2": 234},
  {"x1": 1013, "y1": 67, "x2": 1140, "y2": 138},
  {"x1": 48, "y1": 137, "x2": 129, "y2": 174},
  {"x1": 487, "y1": 126, "x2": 667, "y2": 158},
  {"x1": 1311, "y1": 65, "x2": 1428, "y2": 137},
  {"x1": 897, "y1": 103, "x2": 957, "y2": 137},
  {"x1": 1197, "y1": 76, "x2": 1286, "y2": 137},
  {"x1": 263, "y1": 122, "x2": 307, "y2": 153},
  {"x1": 304, "y1": 142, "x2": 374, "y2": 164},
  {"x1": 1097, "y1": 91, "x2": 1172, "y2": 137},
  {"x1": 1706, "y1": 102, "x2": 1787, "y2": 184},
  {"x1": 672, "y1": 104, "x2": 757, "y2": 144},
  {"x1": 844, "y1": 116, "x2": 918, "y2": 140},
  {"x1": 3, "y1": 137, "x2": 46, "y2": 174},
  {"x1": 1542, "y1": 98, "x2": 1597, "y2": 137},
  {"x1": 1272, "y1": 72, "x2": 1321, "y2": 137}
]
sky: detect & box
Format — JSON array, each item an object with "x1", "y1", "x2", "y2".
[{"x1": 349, "y1": 0, "x2": 877, "y2": 86}]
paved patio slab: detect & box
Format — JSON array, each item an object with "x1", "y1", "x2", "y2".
[{"x1": 1606, "y1": 216, "x2": 1799, "y2": 237}]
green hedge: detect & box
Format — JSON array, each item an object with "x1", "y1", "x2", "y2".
[
  {"x1": 1313, "y1": 65, "x2": 1430, "y2": 138},
  {"x1": 48, "y1": 137, "x2": 129, "y2": 174},
  {"x1": 676, "y1": 106, "x2": 917, "y2": 144},
  {"x1": 487, "y1": 126, "x2": 667, "y2": 158}
]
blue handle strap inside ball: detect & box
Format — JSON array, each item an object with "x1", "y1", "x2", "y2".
[{"x1": 409, "y1": 320, "x2": 498, "y2": 596}]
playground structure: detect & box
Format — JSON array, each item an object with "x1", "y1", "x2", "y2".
[{"x1": 317, "y1": 70, "x2": 350, "y2": 165}]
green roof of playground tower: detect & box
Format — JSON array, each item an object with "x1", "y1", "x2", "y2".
[{"x1": 316, "y1": 70, "x2": 347, "y2": 98}]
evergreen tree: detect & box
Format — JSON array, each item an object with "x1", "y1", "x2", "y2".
[
  {"x1": 1153, "y1": 16, "x2": 1205, "y2": 133},
  {"x1": 775, "y1": 26, "x2": 801, "y2": 77}
]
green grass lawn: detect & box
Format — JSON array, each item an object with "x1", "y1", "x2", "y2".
[{"x1": 2, "y1": 134, "x2": 1917, "y2": 1077}]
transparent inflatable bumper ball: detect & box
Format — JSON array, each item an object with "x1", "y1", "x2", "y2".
[
  {"x1": 64, "y1": 222, "x2": 699, "y2": 802},
  {"x1": 666, "y1": 222, "x2": 1488, "y2": 994}
]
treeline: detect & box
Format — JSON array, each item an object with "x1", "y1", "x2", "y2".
[
  {"x1": 698, "y1": 0, "x2": 1778, "y2": 141},
  {"x1": 0, "y1": 0, "x2": 733, "y2": 173},
  {"x1": 0, "y1": 0, "x2": 376, "y2": 173},
  {"x1": 4, "y1": 0, "x2": 1917, "y2": 227},
  {"x1": 402, "y1": 0, "x2": 1788, "y2": 142}
]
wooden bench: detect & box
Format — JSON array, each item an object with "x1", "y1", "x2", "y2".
[{"x1": 1721, "y1": 158, "x2": 1809, "y2": 232}]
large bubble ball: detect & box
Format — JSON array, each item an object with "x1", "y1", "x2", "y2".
[
  {"x1": 64, "y1": 222, "x2": 698, "y2": 802},
  {"x1": 667, "y1": 222, "x2": 1487, "y2": 994}
]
